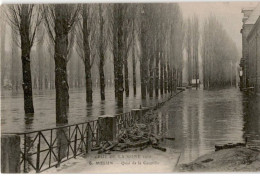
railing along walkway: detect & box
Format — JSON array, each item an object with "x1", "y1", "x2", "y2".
[{"x1": 2, "y1": 91, "x2": 183, "y2": 173}]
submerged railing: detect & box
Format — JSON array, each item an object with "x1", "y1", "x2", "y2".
[
  {"x1": 2, "y1": 91, "x2": 184, "y2": 173},
  {"x1": 8, "y1": 112, "x2": 138, "y2": 173},
  {"x1": 13, "y1": 120, "x2": 101, "y2": 173}
]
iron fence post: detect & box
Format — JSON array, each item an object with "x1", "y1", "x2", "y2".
[
  {"x1": 85, "y1": 123, "x2": 92, "y2": 153},
  {"x1": 49, "y1": 129, "x2": 52, "y2": 167},
  {"x1": 95, "y1": 121, "x2": 100, "y2": 146},
  {"x1": 81, "y1": 124, "x2": 84, "y2": 153},
  {"x1": 74, "y1": 130, "x2": 77, "y2": 158},
  {"x1": 36, "y1": 132, "x2": 41, "y2": 173},
  {"x1": 68, "y1": 127, "x2": 71, "y2": 159},
  {"x1": 23, "y1": 134, "x2": 27, "y2": 173},
  {"x1": 85, "y1": 125, "x2": 88, "y2": 153}
]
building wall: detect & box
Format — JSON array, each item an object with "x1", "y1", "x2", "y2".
[
  {"x1": 247, "y1": 20, "x2": 260, "y2": 94},
  {"x1": 241, "y1": 24, "x2": 253, "y2": 89},
  {"x1": 242, "y1": 25, "x2": 253, "y2": 59}
]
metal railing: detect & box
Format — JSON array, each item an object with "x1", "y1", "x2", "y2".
[
  {"x1": 17, "y1": 120, "x2": 103, "y2": 173},
  {"x1": 14, "y1": 112, "x2": 141, "y2": 173},
  {"x1": 4, "y1": 91, "x2": 183, "y2": 173}
]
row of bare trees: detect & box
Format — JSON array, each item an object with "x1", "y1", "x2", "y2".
[
  {"x1": 201, "y1": 15, "x2": 238, "y2": 89},
  {"x1": 2, "y1": 3, "x2": 185, "y2": 123},
  {"x1": 139, "y1": 4, "x2": 185, "y2": 100},
  {"x1": 186, "y1": 16, "x2": 199, "y2": 87}
]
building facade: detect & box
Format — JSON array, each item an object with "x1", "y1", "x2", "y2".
[
  {"x1": 247, "y1": 17, "x2": 260, "y2": 94},
  {"x1": 240, "y1": 4, "x2": 260, "y2": 94}
]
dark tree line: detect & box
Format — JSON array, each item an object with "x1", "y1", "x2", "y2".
[
  {"x1": 2, "y1": 3, "x2": 185, "y2": 123},
  {"x1": 139, "y1": 4, "x2": 185, "y2": 99},
  {"x1": 186, "y1": 15, "x2": 199, "y2": 87},
  {"x1": 201, "y1": 15, "x2": 238, "y2": 89}
]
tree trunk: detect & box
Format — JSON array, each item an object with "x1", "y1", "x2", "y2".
[
  {"x1": 85, "y1": 63, "x2": 92, "y2": 103},
  {"x1": 21, "y1": 44, "x2": 34, "y2": 114},
  {"x1": 140, "y1": 58, "x2": 147, "y2": 99},
  {"x1": 37, "y1": 42, "x2": 43, "y2": 90},
  {"x1": 117, "y1": 4, "x2": 124, "y2": 106},
  {"x1": 124, "y1": 57, "x2": 129, "y2": 97},
  {"x1": 149, "y1": 54, "x2": 154, "y2": 97},
  {"x1": 117, "y1": 63, "x2": 124, "y2": 106},
  {"x1": 203, "y1": 49, "x2": 206, "y2": 88},
  {"x1": 113, "y1": 5, "x2": 119, "y2": 99},
  {"x1": 196, "y1": 48, "x2": 199, "y2": 89},
  {"x1": 188, "y1": 47, "x2": 192, "y2": 85},
  {"x1": 99, "y1": 4, "x2": 105, "y2": 101},
  {"x1": 140, "y1": 16, "x2": 148, "y2": 100},
  {"x1": 11, "y1": 27, "x2": 18, "y2": 91},
  {"x1": 54, "y1": 47, "x2": 69, "y2": 124},
  {"x1": 177, "y1": 69, "x2": 179, "y2": 88},
  {"x1": 173, "y1": 68, "x2": 176, "y2": 92},
  {"x1": 171, "y1": 68, "x2": 174, "y2": 92},
  {"x1": 113, "y1": 55, "x2": 118, "y2": 99},
  {"x1": 99, "y1": 61, "x2": 105, "y2": 100},
  {"x1": 155, "y1": 48, "x2": 159, "y2": 97},
  {"x1": 113, "y1": 58, "x2": 118, "y2": 98},
  {"x1": 50, "y1": 59, "x2": 55, "y2": 89},
  {"x1": 83, "y1": 5, "x2": 93, "y2": 103},
  {"x1": 48, "y1": 45, "x2": 54, "y2": 89},
  {"x1": 54, "y1": 5, "x2": 70, "y2": 124},
  {"x1": 160, "y1": 60, "x2": 164, "y2": 96},
  {"x1": 132, "y1": 22, "x2": 136, "y2": 97},
  {"x1": 132, "y1": 46, "x2": 136, "y2": 96},
  {"x1": 20, "y1": 5, "x2": 34, "y2": 114},
  {"x1": 167, "y1": 64, "x2": 171, "y2": 93},
  {"x1": 180, "y1": 69, "x2": 182, "y2": 87},
  {"x1": 164, "y1": 62, "x2": 167, "y2": 94},
  {"x1": 1, "y1": 20, "x2": 6, "y2": 87},
  {"x1": 45, "y1": 76, "x2": 48, "y2": 89},
  {"x1": 77, "y1": 58, "x2": 81, "y2": 88}
]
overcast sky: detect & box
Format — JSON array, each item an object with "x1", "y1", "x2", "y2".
[{"x1": 179, "y1": 1, "x2": 259, "y2": 57}]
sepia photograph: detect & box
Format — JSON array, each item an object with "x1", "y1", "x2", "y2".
[{"x1": 0, "y1": 0, "x2": 260, "y2": 174}]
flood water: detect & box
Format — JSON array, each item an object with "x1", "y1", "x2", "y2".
[
  {"x1": 1, "y1": 87, "x2": 169, "y2": 133},
  {"x1": 1, "y1": 87, "x2": 260, "y2": 164},
  {"x1": 159, "y1": 87, "x2": 260, "y2": 164}
]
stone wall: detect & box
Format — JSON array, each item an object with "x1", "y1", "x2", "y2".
[{"x1": 1, "y1": 134, "x2": 21, "y2": 173}]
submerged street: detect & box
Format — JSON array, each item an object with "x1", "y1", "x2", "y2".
[
  {"x1": 1, "y1": 87, "x2": 260, "y2": 164},
  {"x1": 158, "y1": 87, "x2": 260, "y2": 164},
  {"x1": 1, "y1": 2, "x2": 260, "y2": 173},
  {"x1": 1, "y1": 87, "x2": 170, "y2": 133}
]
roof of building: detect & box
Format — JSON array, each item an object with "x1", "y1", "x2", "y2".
[
  {"x1": 242, "y1": 7, "x2": 255, "y2": 12},
  {"x1": 245, "y1": 3, "x2": 260, "y2": 25},
  {"x1": 247, "y1": 16, "x2": 260, "y2": 41}
]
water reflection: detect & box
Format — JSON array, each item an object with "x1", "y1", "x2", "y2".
[
  {"x1": 100, "y1": 101, "x2": 105, "y2": 115},
  {"x1": 1, "y1": 87, "x2": 168, "y2": 133},
  {"x1": 157, "y1": 88, "x2": 260, "y2": 164},
  {"x1": 86, "y1": 102, "x2": 93, "y2": 118},
  {"x1": 3, "y1": 87, "x2": 259, "y2": 166},
  {"x1": 242, "y1": 94, "x2": 260, "y2": 149},
  {"x1": 24, "y1": 114, "x2": 34, "y2": 132}
]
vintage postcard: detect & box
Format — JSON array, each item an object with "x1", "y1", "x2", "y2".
[{"x1": 0, "y1": 0, "x2": 260, "y2": 174}]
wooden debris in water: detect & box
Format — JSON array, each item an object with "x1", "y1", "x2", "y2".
[
  {"x1": 95, "y1": 119, "x2": 173, "y2": 154},
  {"x1": 215, "y1": 142, "x2": 246, "y2": 151}
]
